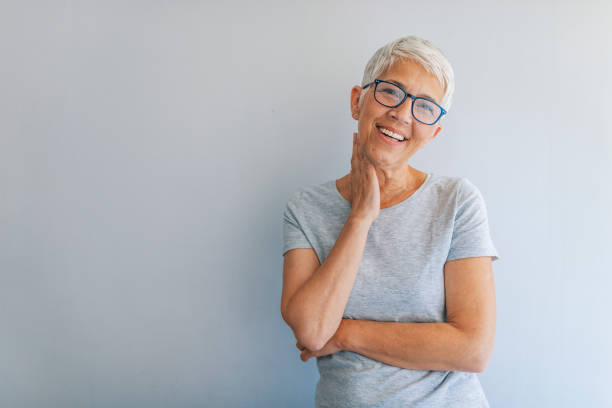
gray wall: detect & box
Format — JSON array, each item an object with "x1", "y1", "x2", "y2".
[{"x1": 1, "y1": 1, "x2": 611, "y2": 407}]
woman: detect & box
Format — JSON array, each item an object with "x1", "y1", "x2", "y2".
[{"x1": 281, "y1": 35, "x2": 499, "y2": 407}]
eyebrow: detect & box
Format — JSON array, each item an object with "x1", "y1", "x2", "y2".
[{"x1": 384, "y1": 79, "x2": 439, "y2": 104}]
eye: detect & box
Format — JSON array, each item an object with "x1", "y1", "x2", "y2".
[
  {"x1": 416, "y1": 100, "x2": 435, "y2": 113},
  {"x1": 381, "y1": 87, "x2": 401, "y2": 97}
]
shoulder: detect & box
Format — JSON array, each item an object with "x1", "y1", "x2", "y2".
[
  {"x1": 422, "y1": 174, "x2": 489, "y2": 214},
  {"x1": 284, "y1": 180, "x2": 337, "y2": 211},
  {"x1": 425, "y1": 173, "x2": 472, "y2": 198},
  {"x1": 298, "y1": 180, "x2": 333, "y2": 200},
  {"x1": 429, "y1": 173, "x2": 474, "y2": 190}
]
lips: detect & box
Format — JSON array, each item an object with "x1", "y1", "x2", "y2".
[
  {"x1": 376, "y1": 127, "x2": 405, "y2": 146},
  {"x1": 376, "y1": 125, "x2": 406, "y2": 142}
]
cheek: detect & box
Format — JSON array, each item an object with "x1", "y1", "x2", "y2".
[
  {"x1": 357, "y1": 121, "x2": 377, "y2": 142},
  {"x1": 413, "y1": 127, "x2": 433, "y2": 140}
]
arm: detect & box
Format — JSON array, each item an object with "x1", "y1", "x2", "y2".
[
  {"x1": 282, "y1": 133, "x2": 381, "y2": 351},
  {"x1": 335, "y1": 256, "x2": 497, "y2": 373},
  {"x1": 282, "y1": 215, "x2": 372, "y2": 351}
]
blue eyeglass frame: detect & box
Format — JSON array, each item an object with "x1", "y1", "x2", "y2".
[{"x1": 362, "y1": 79, "x2": 447, "y2": 125}]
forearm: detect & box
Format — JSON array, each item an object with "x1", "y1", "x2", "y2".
[
  {"x1": 285, "y1": 216, "x2": 371, "y2": 351},
  {"x1": 338, "y1": 319, "x2": 482, "y2": 373}
]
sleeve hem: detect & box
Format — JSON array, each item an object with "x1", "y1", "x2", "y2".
[
  {"x1": 446, "y1": 247, "x2": 499, "y2": 262},
  {"x1": 282, "y1": 245, "x2": 314, "y2": 257}
]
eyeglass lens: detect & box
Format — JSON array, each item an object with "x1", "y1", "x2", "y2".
[{"x1": 375, "y1": 82, "x2": 441, "y2": 124}]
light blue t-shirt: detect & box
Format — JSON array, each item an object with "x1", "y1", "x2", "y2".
[{"x1": 282, "y1": 172, "x2": 499, "y2": 408}]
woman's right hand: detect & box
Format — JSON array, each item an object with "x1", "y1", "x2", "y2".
[{"x1": 348, "y1": 132, "x2": 380, "y2": 224}]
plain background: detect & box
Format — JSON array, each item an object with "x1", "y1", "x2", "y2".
[{"x1": 1, "y1": 1, "x2": 611, "y2": 407}]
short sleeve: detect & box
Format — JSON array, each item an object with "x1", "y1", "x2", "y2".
[
  {"x1": 446, "y1": 178, "x2": 500, "y2": 263},
  {"x1": 282, "y1": 192, "x2": 314, "y2": 257}
]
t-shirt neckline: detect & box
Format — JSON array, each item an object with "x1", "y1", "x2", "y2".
[{"x1": 330, "y1": 172, "x2": 434, "y2": 212}]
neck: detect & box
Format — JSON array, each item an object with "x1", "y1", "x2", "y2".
[
  {"x1": 338, "y1": 166, "x2": 426, "y2": 208},
  {"x1": 374, "y1": 166, "x2": 417, "y2": 197},
  {"x1": 378, "y1": 167, "x2": 425, "y2": 207}
]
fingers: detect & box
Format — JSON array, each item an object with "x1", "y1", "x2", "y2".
[
  {"x1": 350, "y1": 133, "x2": 359, "y2": 177},
  {"x1": 353, "y1": 132, "x2": 364, "y2": 166},
  {"x1": 297, "y1": 341, "x2": 309, "y2": 362},
  {"x1": 355, "y1": 132, "x2": 368, "y2": 164},
  {"x1": 354, "y1": 132, "x2": 363, "y2": 160}
]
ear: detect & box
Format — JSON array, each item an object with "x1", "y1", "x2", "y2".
[{"x1": 350, "y1": 85, "x2": 362, "y2": 119}]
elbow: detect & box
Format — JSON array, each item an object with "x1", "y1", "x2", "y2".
[
  {"x1": 463, "y1": 333, "x2": 494, "y2": 373},
  {"x1": 471, "y1": 352, "x2": 491, "y2": 373},
  {"x1": 475, "y1": 349, "x2": 494, "y2": 373},
  {"x1": 476, "y1": 342, "x2": 495, "y2": 372},
  {"x1": 467, "y1": 354, "x2": 488, "y2": 373},
  {"x1": 293, "y1": 320, "x2": 329, "y2": 351},
  {"x1": 281, "y1": 304, "x2": 326, "y2": 352},
  {"x1": 298, "y1": 334, "x2": 327, "y2": 352},
  {"x1": 291, "y1": 323, "x2": 327, "y2": 352}
]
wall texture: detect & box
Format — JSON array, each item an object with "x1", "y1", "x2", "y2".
[{"x1": 1, "y1": 1, "x2": 611, "y2": 407}]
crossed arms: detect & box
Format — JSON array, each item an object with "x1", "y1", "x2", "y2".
[{"x1": 281, "y1": 217, "x2": 496, "y2": 373}]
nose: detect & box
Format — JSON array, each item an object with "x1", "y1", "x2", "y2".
[{"x1": 388, "y1": 98, "x2": 414, "y2": 125}]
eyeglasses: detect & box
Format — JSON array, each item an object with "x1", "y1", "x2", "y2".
[{"x1": 362, "y1": 79, "x2": 447, "y2": 125}]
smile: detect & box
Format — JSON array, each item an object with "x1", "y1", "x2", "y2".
[{"x1": 376, "y1": 126, "x2": 406, "y2": 144}]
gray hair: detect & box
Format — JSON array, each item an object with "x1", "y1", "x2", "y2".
[{"x1": 359, "y1": 35, "x2": 455, "y2": 113}]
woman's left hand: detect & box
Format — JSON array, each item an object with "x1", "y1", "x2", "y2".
[{"x1": 296, "y1": 320, "x2": 347, "y2": 362}]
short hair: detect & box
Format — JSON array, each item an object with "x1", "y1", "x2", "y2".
[{"x1": 358, "y1": 35, "x2": 455, "y2": 113}]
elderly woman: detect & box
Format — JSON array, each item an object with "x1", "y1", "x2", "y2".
[{"x1": 281, "y1": 35, "x2": 499, "y2": 407}]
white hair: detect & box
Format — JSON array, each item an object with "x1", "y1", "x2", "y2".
[{"x1": 359, "y1": 35, "x2": 455, "y2": 113}]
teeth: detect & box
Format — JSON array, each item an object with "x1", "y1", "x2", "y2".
[{"x1": 378, "y1": 127, "x2": 404, "y2": 141}]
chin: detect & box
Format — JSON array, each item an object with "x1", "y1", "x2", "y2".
[
  {"x1": 368, "y1": 148, "x2": 411, "y2": 167},
  {"x1": 368, "y1": 153, "x2": 394, "y2": 167}
]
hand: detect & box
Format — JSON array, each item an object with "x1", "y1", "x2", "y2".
[
  {"x1": 296, "y1": 320, "x2": 347, "y2": 362},
  {"x1": 349, "y1": 132, "x2": 380, "y2": 223}
]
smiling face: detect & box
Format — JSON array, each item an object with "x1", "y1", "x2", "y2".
[{"x1": 351, "y1": 58, "x2": 445, "y2": 170}]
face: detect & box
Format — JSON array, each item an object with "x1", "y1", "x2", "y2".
[{"x1": 350, "y1": 58, "x2": 445, "y2": 170}]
